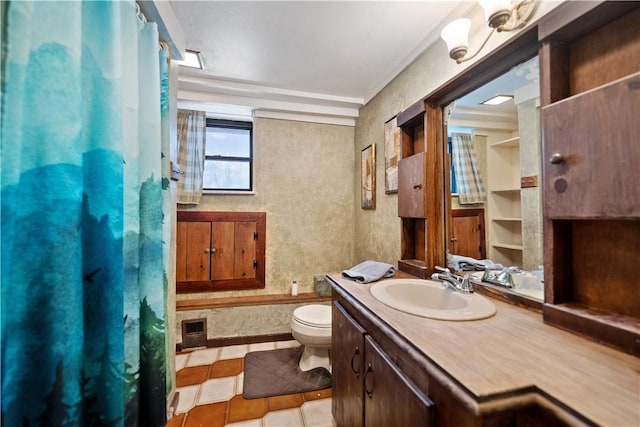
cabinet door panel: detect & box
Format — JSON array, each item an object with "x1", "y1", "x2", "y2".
[
  {"x1": 332, "y1": 302, "x2": 365, "y2": 427},
  {"x1": 176, "y1": 222, "x2": 188, "y2": 282},
  {"x1": 543, "y1": 72, "x2": 640, "y2": 218},
  {"x1": 184, "y1": 222, "x2": 211, "y2": 281},
  {"x1": 398, "y1": 152, "x2": 427, "y2": 218},
  {"x1": 364, "y1": 336, "x2": 433, "y2": 427},
  {"x1": 211, "y1": 222, "x2": 234, "y2": 280},
  {"x1": 234, "y1": 221, "x2": 257, "y2": 279},
  {"x1": 451, "y1": 210, "x2": 485, "y2": 260}
]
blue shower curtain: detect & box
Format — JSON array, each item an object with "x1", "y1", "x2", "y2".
[{"x1": 1, "y1": 1, "x2": 170, "y2": 426}]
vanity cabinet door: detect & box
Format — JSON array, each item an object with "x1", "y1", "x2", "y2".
[
  {"x1": 332, "y1": 302, "x2": 366, "y2": 427},
  {"x1": 363, "y1": 336, "x2": 434, "y2": 427}
]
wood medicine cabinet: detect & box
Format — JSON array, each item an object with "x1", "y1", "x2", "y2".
[
  {"x1": 539, "y1": 1, "x2": 640, "y2": 356},
  {"x1": 176, "y1": 211, "x2": 266, "y2": 293},
  {"x1": 397, "y1": 102, "x2": 446, "y2": 278}
]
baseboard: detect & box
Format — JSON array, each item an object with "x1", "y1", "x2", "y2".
[{"x1": 176, "y1": 332, "x2": 294, "y2": 353}]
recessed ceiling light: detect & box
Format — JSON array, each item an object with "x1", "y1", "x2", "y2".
[
  {"x1": 176, "y1": 50, "x2": 203, "y2": 69},
  {"x1": 481, "y1": 95, "x2": 513, "y2": 106}
]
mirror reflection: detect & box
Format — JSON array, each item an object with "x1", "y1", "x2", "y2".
[{"x1": 445, "y1": 56, "x2": 543, "y2": 300}]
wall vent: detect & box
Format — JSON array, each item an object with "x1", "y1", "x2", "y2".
[{"x1": 181, "y1": 318, "x2": 207, "y2": 348}]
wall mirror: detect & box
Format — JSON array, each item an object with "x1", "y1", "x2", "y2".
[{"x1": 444, "y1": 55, "x2": 543, "y2": 301}]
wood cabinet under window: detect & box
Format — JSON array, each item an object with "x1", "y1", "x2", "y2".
[{"x1": 176, "y1": 211, "x2": 266, "y2": 293}]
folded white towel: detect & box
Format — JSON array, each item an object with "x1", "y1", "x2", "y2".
[
  {"x1": 342, "y1": 260, "x2": 396, "y2": 284},
  {"x1": 448, "y1": 254, "x2": 503, "y2": 272}
]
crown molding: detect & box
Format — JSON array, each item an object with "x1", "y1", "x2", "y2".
[{"x1": 177, "y1": 70, "x2": 362, "y2": 126}]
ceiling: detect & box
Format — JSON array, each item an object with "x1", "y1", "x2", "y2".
[
  {"x1": 448, "y1": 55, "x2": 540, "y2": 132},
  {"x1": 169, "y1": 1, "x2": 468, "y2": 125}
]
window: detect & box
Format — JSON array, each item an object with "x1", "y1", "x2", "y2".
[
  {"x1": 204, "y1": 119, "x2": 253, "y2": 191},
  {"x1": 447, "y1": 137, "x2": 458, "y2": 194}
]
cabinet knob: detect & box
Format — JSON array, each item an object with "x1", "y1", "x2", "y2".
[
  {"x1": 413, "y1": 184, "x2": 422, "y2": 189},
  {"x1": 204, "y1": 248, "x2": 210, "y2": 254},
  {"x1": 450, "y1": 237, "x2": 458, "y2": 242},
  {"x1": 549, "y1": 153, "x2": 564, "y2": 164}
]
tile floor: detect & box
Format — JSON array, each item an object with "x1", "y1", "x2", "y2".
[{"x1": 167, "y1": 340, "x2": 336, "y2": 427}]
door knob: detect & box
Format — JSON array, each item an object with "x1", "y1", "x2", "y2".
[{"x1": 549, "y1": 153, "x2": 564, "y2": 164}]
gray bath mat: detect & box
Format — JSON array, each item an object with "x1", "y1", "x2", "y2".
[{"x1": 242, "y1": 346, "x2": 331, "y2": 399}]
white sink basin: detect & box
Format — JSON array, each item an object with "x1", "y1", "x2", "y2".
[{"x1": 370, "y1": 279, "x2": 496, "y2": 321}]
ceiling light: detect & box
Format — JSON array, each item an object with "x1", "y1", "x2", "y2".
[
  {"x1": 481, "y1": 95, "x2": 513, "y2": 105},
  {"x1": 441, "y1": 0, "x2": 537, "y2": 64},
  {"x1": 176, "y1": 50, "x2": 203, "y2": 69}
]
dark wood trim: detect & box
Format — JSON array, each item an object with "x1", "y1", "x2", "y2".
[
  {"x1": 177, "y1": 211, "x2": 266, "y2": 223},
  {"x1": 425, "y1": 26, "x2": 540, "y2": 108},
  {"x1": 425, "y1": 104, "x2": 447, "y2": 272},
  {"x1": 537, "y1": 1, "x2": 639, "y2": 42},
  {"x1": 472, "y1": 281, "x2": 542, "y2": 313},
  {"x1": 177, "y1": 278, "x2": 266, "y2": 293},
  {"x1": 397, "y1": 99, "x2": 425, "y2": 128},
  {"x1": 176, "y1": 333, "x2": 295, "y2": 353},
  {"x1": 543, "y1": 303, "x2": 640, "y2": 357},
  {"x1": 176, "y1": 292, "x2": 331, "y2": 311}
]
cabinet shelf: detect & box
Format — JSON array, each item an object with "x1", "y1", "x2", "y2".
[
  {"x1": 487, "y1": 133, "x2": 522, "y2": 267},
  {"x1": 490, "y1": 136, "x2": 520, "y2": 148},
  {"x1": 491, "y1": 242, "x2": 524, "y2": 251},
  {"x1": 491, "y1": 188, "x2": 520, "y2": 194}
]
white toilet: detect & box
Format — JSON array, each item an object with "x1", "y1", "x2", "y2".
[{"x1": 291, "y1": 304, "x2": 332, "y2": 372}]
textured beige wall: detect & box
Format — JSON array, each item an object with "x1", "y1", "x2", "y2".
[
  {"x1": 518, "y1": 98, "x2": 543, "y2": 270},
  {"x1": 353, "y1": 1, "x2": 561, "y2": 265},
  {"x1": 178, "y1": 117, "x2": 355, "y2": 300}
]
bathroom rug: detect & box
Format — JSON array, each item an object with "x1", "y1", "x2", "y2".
[{"x1": 242, "y1": 346, "x2": 331, "y2": 399}]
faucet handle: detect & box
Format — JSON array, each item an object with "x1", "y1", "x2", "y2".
[{"x1": 435, "y1": 266, "x2": 451, "y2": 275}]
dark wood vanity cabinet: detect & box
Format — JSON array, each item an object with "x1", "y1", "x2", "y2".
[
  {"x1": 332, "y1": 301, "x2": 434, "y2": 427},
  {"x1": 332, "y1": 302, "x2": 365, "y2": 427}
]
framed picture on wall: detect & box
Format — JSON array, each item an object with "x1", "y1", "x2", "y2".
[
  {"x1": 361, "y1": 144, "x2": 376, "y2": 209},
  {"x1": 384, "y1": 116, "x2": 400, "y2": 193}
]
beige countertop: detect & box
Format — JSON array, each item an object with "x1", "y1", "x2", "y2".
[{"x1": 328, "y1": 272, "x2": 640, "y2": 427}]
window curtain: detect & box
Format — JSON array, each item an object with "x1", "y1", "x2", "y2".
[
  {"x1": 177, "y1": 109, "x2": 206, "y2": 204},
  {"x1": 451, "y1": 132, "x2": 486, "y2": 205},
  {"x1": 1, "y1": 1, "x2": 169, "y2": 426}
]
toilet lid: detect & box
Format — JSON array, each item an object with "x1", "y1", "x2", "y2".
[{"x1": 293, "y1": 305, "x2": 331, "y2": 328}]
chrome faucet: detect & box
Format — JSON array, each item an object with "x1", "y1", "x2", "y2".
[
  {"x1": 481, "y1": 267, "x2": 516, "y2": 288},
  {"x1": 431, "y1": 266, "x2": 474, "y2": 293}
]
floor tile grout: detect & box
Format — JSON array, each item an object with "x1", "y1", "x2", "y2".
[{"x1": 170, "y1": 341, "x2": 334, "y2": 427}]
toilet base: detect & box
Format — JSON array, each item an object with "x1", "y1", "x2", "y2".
[{"x1": 299, "y1": 345, "x2": 331, "y2": 373}]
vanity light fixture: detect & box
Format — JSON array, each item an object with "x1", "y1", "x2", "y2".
[
  {"x1": 481, "y1": 94, "x2": 513, "y2": 105},
  {"x1": 176, "y1": 49, "x2": 204, "y2": 69},
  {"x1": 441, "y1": 0, "x2": 536, "y2": 64}
]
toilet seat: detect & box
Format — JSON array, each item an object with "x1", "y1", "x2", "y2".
[{"x1": 292, "y1": 305, "x2": 331, "y2": 328}]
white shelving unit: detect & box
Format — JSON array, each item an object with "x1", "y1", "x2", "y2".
[{"x1": 486, "y1": 136, "x2": 523, "y2": 267}]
